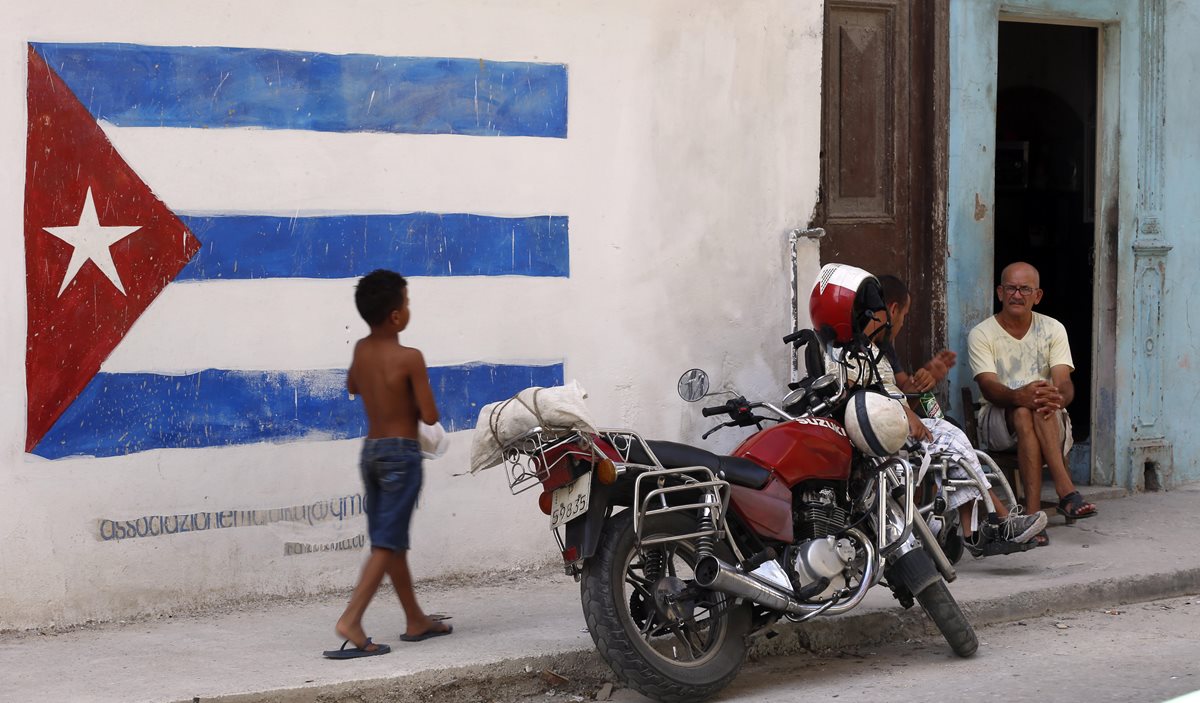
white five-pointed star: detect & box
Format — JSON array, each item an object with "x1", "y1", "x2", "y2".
[{"x1": 43, "y1": 187, "x2": 142, "y2": 297}]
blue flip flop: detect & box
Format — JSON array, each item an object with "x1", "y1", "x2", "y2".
[
  {"x1": 400, "y1": 623, "x2": 453, "y2": 642},
  {"x1": 323, "y1": 637, "x2": 391, "y2": 659}
]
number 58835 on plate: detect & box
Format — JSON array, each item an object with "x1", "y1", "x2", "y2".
[{"x1": 550, "y1": 471, "x2": 592, "y2": 530}]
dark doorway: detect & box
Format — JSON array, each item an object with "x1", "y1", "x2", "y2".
[{"x1": 995, "y1": 21, "x2": 1098, "y2": 449}]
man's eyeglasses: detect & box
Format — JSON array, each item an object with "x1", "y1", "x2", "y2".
[{"x1": 1000, "y1": 284, "x2": 1036, "y2": 296}]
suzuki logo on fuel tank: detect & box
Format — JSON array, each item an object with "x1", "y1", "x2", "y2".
[{"x1": 794, "y1": 416, "x2": 847, "y2": 437}]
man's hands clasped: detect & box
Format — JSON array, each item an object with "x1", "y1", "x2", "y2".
[{"x1": 1015, "y1": 380, "x2": 1064, "y2": 417}]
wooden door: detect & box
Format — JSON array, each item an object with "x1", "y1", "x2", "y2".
[{"x1": 816, "y1": 0, "x2": 946, "y2": 379}]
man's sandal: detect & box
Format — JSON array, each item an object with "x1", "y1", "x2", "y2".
[{"x1": 1057, "y1": 491, "x2": 1097, "y2": 524}]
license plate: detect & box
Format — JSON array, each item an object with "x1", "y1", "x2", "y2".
[{"x1": 550, "y1": 471, "x2": 592, "y2": 530}]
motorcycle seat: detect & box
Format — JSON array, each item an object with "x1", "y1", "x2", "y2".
[{"x1": 624, "y1": 440, "x2": 772, "y2": 490}]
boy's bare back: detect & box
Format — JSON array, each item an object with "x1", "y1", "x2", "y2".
[{"x1": 348, "y1": 337, "x2": 438, "y2": 440}]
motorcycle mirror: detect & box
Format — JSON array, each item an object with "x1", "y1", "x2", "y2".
[{"x1": 677, "y1": 368, "x2": 711, "y2": 402}]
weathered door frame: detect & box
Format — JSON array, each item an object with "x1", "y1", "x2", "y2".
[{"x1": 946, "y1": 0, "x2": 1170, "y2": 491}]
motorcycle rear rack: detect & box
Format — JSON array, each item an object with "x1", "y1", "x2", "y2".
[
  {"x1": 501, "y1": 427, "x2": 592, "y2": 495},
  {"x1": 632, "y1": 466, "x2": 731, "y2": 550},
  {"x1": 500, "y1": 427, "x2": 667, "y2": 495},
  {"x1": 501, "y1": 428, "x2": 737, "y2": 557}
]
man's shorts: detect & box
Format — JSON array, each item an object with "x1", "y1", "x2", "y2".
[
  {"x1": 977, "y1": 404, "x2": 1073, "y2": 457},
  {"x1": 360, "y1": 437, "x2": 423, "y2": 551}
]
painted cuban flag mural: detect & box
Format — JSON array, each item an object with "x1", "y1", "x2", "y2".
[{"x1": 25, "y1": 43, "x2": 568, "y2": 459}]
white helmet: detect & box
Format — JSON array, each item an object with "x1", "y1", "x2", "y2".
[{"x1": 844, "y1": 390, "x2": 908, "y2": 457}]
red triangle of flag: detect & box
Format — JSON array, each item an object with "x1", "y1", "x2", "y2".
[{"x1": 25, "y1": 45, "x2": 201, "y2": 452}]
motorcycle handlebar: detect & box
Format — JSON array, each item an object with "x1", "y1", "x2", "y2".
[{"x1": 702, "y1": 398, "x2": 758, "y2": 418}]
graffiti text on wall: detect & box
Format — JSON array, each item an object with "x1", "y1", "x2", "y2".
[
  {"x1": 97, "y1": 494, "x2": 365, "y2": 542},
  {"x1": 284, "y1": 535, "x2": 367, "y2": 556}
]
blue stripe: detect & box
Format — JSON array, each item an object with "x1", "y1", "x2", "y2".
[
  {"x1": 176, "y1": 213, "x2": 568, "y2": 279},
  {"x1": 32, "y1": 363, "x2": 564, "y2": 459},
  {"x1": 32, "y1": 42, "x2": 568, "y2": 138}
]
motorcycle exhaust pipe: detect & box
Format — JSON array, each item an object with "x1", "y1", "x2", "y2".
[
  {"x1": 694, "y1": 554, "x2": 796, "y2": 612},
  {"x1": 693, "y1": 528, "x2": 877, "y2": 617}
]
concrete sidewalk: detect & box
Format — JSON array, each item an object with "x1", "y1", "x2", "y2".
[{"x1": 2, "y1": 483, "x2": 1197, "y2": 703}]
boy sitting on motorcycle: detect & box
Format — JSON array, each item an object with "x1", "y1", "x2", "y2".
[{"x1": 828, "y1": 273, "x2": 1046, "y2": 556}]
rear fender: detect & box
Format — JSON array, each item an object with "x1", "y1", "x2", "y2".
[{"x1": 563, "y1": 480, "x2": 617, "y2": 567}]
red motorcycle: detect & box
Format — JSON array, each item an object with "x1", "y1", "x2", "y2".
[{"x1": 492, "y1": 267, "x2": 975, "y2": 702}]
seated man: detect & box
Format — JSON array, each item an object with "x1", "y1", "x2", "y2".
[
  {"x1": 967, "y1": 262, "x2": 1097, "y2": 546},
  {"x1": 876, "y1": 275, "x2": 1045, "y2": 556}
]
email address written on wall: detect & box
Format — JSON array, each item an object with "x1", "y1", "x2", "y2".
[{"x1": 97, "y1": 494, "x2": 366, "y2": 542}]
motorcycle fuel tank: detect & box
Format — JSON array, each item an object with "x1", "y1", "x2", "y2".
[{"x1": 733, "y1": 417, "x2": 852, "y2": 487}]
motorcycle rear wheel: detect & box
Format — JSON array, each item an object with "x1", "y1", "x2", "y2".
[
  {"x1": 581, "y1": 510, "x2": 752, "y2": 703},
  {"x1": 917, "y1": 579, "x2": 978, "y2": 657}
]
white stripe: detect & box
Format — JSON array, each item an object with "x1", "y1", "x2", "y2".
[
  {"x1": 99, "y1": 124, "x2": 572, "y2": 216},
  {"x1": 818, "y1": 263, "x2": 872, "y2": 294},
  {"x1": 101, "y1": 277, "x2": 570, "y2": 373}
]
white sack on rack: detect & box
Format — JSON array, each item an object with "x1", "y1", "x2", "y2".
[{"x1": 469, "y1": 381, "x2": 597, "y2": 473}]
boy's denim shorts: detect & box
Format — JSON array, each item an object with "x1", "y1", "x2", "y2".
[{"x1": 360, "y1": 437, "x2": 423, "y2": 551}]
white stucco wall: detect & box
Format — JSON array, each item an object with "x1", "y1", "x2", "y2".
[{"x1": 0, "y1": 0, "x2": 823, "y2": 628}]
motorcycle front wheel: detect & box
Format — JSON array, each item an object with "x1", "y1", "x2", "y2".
[
  {"x1": 917, "y1": 579, "x2": 978, "y2": 657},
  {"x1": 581, "y1": 509, "x2": 752, "y2": 703}
]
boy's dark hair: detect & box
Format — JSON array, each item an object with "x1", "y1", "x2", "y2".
[
  {"x1": 355, "y1": 269, "x2": 407, "y2": 326},
  {"x1": 877, "y1": 274, "x2": 909, "y2": 308}
]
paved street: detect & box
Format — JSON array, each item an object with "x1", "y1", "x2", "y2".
[{"x1": 516, "y1": 594, "x2": 1200, "y2": 703}]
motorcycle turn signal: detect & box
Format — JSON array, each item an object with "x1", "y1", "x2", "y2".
[{"x1": 596, "y1": 458, "x2": 618, "y2": 485}]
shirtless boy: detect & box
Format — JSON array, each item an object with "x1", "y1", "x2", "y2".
[{"x1": 324, "y1": 269, "x2": 452, "y2": 659}]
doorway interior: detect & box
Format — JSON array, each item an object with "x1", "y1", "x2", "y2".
[{"x1": 993, "y1": 20, "x2": 1098, "y2": 478}]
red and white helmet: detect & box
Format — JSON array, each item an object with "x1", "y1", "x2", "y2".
[{"x1": 809, "y1": 263, "x2": 883, "y2": 345}]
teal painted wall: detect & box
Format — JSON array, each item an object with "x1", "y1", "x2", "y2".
[
  {"x1": 1159, "y1": 0, "x2": 1200, "y2": 485},
  {"x1": 947, "y1": 0, "x2": 1199, "y2": 490}
]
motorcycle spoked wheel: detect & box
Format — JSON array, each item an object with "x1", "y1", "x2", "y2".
[{"x1": 581, "y1": 510, "x2": 752, "y2": 703}]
